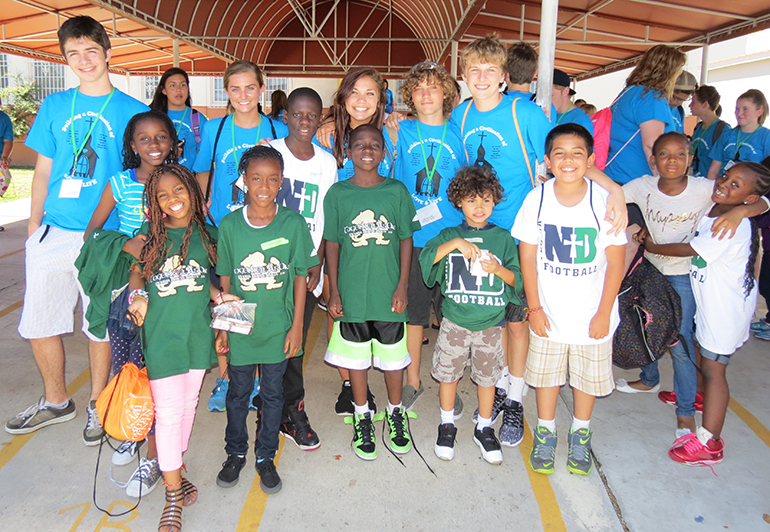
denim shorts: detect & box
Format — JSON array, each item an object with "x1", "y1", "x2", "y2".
[{"x1": 699, "y1": 345, "x2": 733, "y2": 366}]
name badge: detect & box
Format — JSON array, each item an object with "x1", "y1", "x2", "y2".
[
  {"x1": 414, "y1": 202, "x2": 442, "y2": 227},
  {"x1": 59, "y1": 179, "x2": 83, "y2": 199}
]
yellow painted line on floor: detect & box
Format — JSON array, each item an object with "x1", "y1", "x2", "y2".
[
  {"x1": 0, "y1": 300, "x2": 23, "y2": 319},
  {"x1": 518, "y1": 418, "x2": 568, "y2": 532},
  {"x1": 0, "y1": 248, "x2": 23, "y2": 261},
  {"x1": 236, "y1": 308, "x2": 324, "y2": 530},
  {"x1": 0, "y1": 368, "x2": 91, "y2": 471},
  {"x1": 729, "y1": 397, "x2": 770, "y2": 449}
]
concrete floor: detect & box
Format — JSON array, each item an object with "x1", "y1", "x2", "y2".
[{"x1": 1, "y1": 213, "x2": 769, "y2": 532}]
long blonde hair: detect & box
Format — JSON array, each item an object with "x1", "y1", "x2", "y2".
[
  {"x1": 223, "y1": 60, "x2": 264, "y2": 115},
  {"x1": 626, "y1": 45, "x2": 686, "y2": 98}
]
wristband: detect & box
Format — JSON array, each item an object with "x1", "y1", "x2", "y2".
[
  {"x1": 128, "y1": 289, "x2": 149, "y2": 304},
  {"x1": 526, "y1": 306, "x2": 543, "y2": 316},
  {"x1": 215, "y1": 291, "x2": 226, "y2": 305}
]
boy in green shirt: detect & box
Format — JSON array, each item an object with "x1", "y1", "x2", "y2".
[
  {"x1": 215, "y1": 145, "x2": 318, "y2": 494},
  {"x1": 420, "y1": 166, "x2": 521, "y2": 464},
  {"x1": 323, "y1": 124, "x2": 419, "y2": 460}
]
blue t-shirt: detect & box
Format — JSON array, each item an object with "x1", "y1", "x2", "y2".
[
  {"x1": 394, "y1": 120, "x2": 466, "y2": 248},
  {"x1": 605, "y1": 85, "x2": 674, "y2": 185},
  {"x1": 555, "y1": 106, "x2": 594, "y2": 135},
  {"x1": 0, "y1": 110, "x2": 13, "y2": 142},
  {"x1": 450, "y1": 95, "x2": 552, "y2": 230},
  {"x1": 691, "y1": 119, "x2": 730, "y2": 177},
  {"x1": 168, "y1": 107, "x2": 209, "y2": 170},
  {"x1": 193, "y1": 114, "x2": 288, "y2": 225},
  {"x1": 386, "y1": 89, "x2": 394, "y2": 114},
  {"x1": 109, "y1": 169, "x2": 145, "y2": 236},
  {"x1": 314, "y1": 128, "x2": 395, "y2": 182},
  {"x1": 670, "y1": 106, "x2": 685, "y2": 134},
  {"x1": 709, "y1": 126, "x2": 770, "y2": 173},
  {"x1": 503, "y1": 91, "x2": 558, "y2": 124},
  {"x1": 25, "y1": 88, "x2": 148, "y2": 232}
]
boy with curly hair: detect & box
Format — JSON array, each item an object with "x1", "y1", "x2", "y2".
[{"x1": 420, "y1": 166, "x2": 521, "y2": 464}]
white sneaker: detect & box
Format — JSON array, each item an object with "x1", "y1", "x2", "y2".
[
  {"x1": 614, "y1": 378, "x2": 660, "y2": 394},
  {"x1": 112, "y1": 439, "x2": 145, "y2": 466},
  {"x1": 125, "y1": 457, "x2": 162, "y2": 498}
]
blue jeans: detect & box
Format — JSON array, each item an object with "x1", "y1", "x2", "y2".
[
  {"x1": 638, "y1": 274, "x2": 697, "y2": 417},
  {"x1": 225, "y1": 360, "x2": 287, "y2": 459}
]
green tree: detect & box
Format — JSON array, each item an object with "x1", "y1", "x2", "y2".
[{"x1": 0, "y1": 75, "x2": 40, "y2": 138}]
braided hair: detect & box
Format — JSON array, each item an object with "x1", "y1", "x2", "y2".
[
  {"x1": 138, "y1": 164, "x2": 216, "y2": 281},
  {"x1": 738, "y1": 162, "x2": 770, "y2": 297},
  {"x1": 121, "y1": 110, "x2": 179, "y2": 171}
]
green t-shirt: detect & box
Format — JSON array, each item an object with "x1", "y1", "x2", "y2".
[
  {"x1": 323, "y1": 178, "x2": 419, "y2": 323},
  {"x1": 420, "y1": 223, "x2": 522, "y2": 331},
  {"x1": 140, "y1": 222, "x2": 218, "y2": 380},
  {"x1": 217, "y1": 206, "x2": 318, "y2": 365}
]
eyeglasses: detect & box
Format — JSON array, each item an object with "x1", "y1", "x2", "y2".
[
  {"x1": 410, "y1": 61, "x2": 447, "y2": 73},
  {"x1": 672, "y1": 94, "x2": 691, "y2": 104}
]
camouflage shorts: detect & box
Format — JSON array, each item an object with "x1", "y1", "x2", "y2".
[{"x1": 430, "y1": 318, "x2": 505, "y2": 388}]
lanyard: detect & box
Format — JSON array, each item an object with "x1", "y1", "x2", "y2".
[
  {"x1": 734, "y1": 126, "x2": 759, "y2": 160},
  {"x1": 416, "y1": 120, "x2": 447, "y2": 189},
  {"x1": 691, "y1": 117, "x2": 718, "y2": 157},
  {"x1": 231, "y1": 114, "x2": 262, "y2": 171},
  {"x1": 175, "y1": 107, "x2": 189, "y2": 136},
  {"x1": 70, "y1": 87, "x2": 114, "y2": 166},
  {"x1": 555, "y1": 102, "x2": 574, "y2": 125}
]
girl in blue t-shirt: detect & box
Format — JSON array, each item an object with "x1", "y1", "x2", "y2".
[
  {"x1": 150, "y1": 68, "x2": 209, "y2": 171},
  {"x1": 86, "y1": 110, "x2": 177, "y2": 241},
  {"x1": 314, "y1": 67, "x2": 394, "y2": 182},
  {"x1": 708, "y1": 89, "x2": 770, "y2": 180},
  {"x1": 689, "y1": 85, "x2": 729, "y2": 177}
]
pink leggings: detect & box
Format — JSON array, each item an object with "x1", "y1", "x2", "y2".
[{"x1": 149, "y1": 369, "x2": 206, "y2": 472}]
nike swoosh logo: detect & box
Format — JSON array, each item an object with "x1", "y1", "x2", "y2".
[{"x1": 580, "y1": 437, "x2": 590, "y2": 445}]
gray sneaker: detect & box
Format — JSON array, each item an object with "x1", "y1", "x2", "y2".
[
  {"x1": 453, "y1": 393, "x2": 464, "y2": 420},
  {"x1": 402, "y1": 382, "x2": 424, "y2": 411},
  {"x1": 125, "y1": 457, "x2": 162, "y2": 497},
  {"x1": 113, "y1": 439, "x2": 145, "y2": 466},
  {"x1": 471, "y1": 387, "x2": 505, "y2": 424},
  {"x1": 529, "y1": 425, "x2": 558, "y2": 474},
  {"x1": 498, "y1": 399, "x2": 524, "y2": 447},
  {"x1": 567, "y1": 427, "x2": 593, "y2": 475},
  {"x1": 83, "y1": 400, "x2": 105, "y2": 446},
  {"x1": 5, "y1": 396, "x2": 76, "y2": 435}
]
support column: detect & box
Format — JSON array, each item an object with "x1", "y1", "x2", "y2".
[
  {"x1": 451, "y1": 41, "x2": 458, "y2": 79},
  {"x1": 173, "y1": 38, "x2": 180, "y2": 68},
  {"x1": 700, "y1": 43, "x2": 709, "y2": 85},
  {"x1": 536, "y1": 0, "x2": 559, "y2": 120},
  {"x1": 125, "y1": 72, "x2": 131, "y2": 98}
]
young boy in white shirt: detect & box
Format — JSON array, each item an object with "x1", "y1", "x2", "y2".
[{"x1": 511, "y1": 123, "x2": 626, "y2": 476}]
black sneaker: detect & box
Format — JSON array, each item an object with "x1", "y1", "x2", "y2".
[
  {"x1": 499, "y1": 399, "x2": 525, "y2": 447},
  {"x1": 335, "y1": 381, "x2": 377, "y2": 416},
  {"x1": 255, "y1": 458, "x2": 282, "y2": 494},
  {"x1": 434, "y1": 423, "x2": 457, "y2": 461},
  {"x1": 473, "y1": 426, "x2": 503, "y2": 465},
  {"x1": 216, "y1": 454, "x2": 246, "y2": 488},
  {"x1": 280, "y1": 400, "x2": 321, "y2": 450}
]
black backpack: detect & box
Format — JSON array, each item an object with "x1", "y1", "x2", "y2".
[{"x1": 612, "y1": 246, "x2": 682, "y2": 369}]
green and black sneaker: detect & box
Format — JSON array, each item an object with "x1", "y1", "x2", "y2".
[
  {"x1": 345, "y1": 412, "x2": 377, "y2": 460},
  {"x1": 567, "y1": 427, "x2": 593, "y2": 475},
  {"x1": 385, "y1": 407, "x2": 414, "y2": 454},
  {"x1": 529, "y1": 425, "x2": 557, "y2": 474}
]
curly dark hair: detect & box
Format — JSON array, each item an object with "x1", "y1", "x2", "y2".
[
  {"x1": 735, "y1": 162, "x2": 770, "y2": 298},
  {"x1": 122, "y1": 110, "x2": 179, "y2": 171},
  {"x1": 400, "y1": 62, "x2": 457, "y2": 118},
  {"x1": 447, "y1": 166, "x2": 504, "y2": 209},
  {"x1": 138, "y1": 164, "x2": 216, "y2": 281}
]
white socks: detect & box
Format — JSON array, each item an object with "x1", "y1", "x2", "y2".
[
  {"x1": 354, "y1": 403, "x2": 369, "y2": 416},
  {"x1": 440, "y1": 408, "x2": 455, "y2": 425},
  {"x1": 477, "y1": 415, "x2": 492, "y2": 430},
  {"x1": 538, "y1": 418, "x2": 557, "y2": 432},
  {"x1": 696, "y1": 426, "x2": 714, "y2": 446},
  {"x1": 507, "y1": 375, "x2": 525, "y2": 403},
  {"x1": 571, "y1": 417, "x2": 591, "y2": 433},
  {"x1": 387, "y1": 402, "x2": 402, "y2": 415},
  {"x1": 495, "y1": 367, "x2": 510, "y2": 390},
  {"x1": 45, "y1": 399, "x2": 69, "y2": 409}
]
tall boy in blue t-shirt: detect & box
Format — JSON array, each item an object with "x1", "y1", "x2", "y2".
[{"x1": 7, "y1": 16, "x2": 148, "y2": 443}]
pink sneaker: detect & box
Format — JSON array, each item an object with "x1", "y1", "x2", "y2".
[
  {"x1": 668, "y1": 432, "x2": 724, "y2": 466},
  {"x1": 657, "y1": 390, "x2": 704, "y2": 414}
]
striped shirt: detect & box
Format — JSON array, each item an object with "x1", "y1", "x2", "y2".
[{"x1": 109, "y1": 169, "x2": 145, "y2": 236}]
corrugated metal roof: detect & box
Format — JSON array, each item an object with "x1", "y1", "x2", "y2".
[{"x1": 2, "y1": 0, "x2": 769, "y2": 78}]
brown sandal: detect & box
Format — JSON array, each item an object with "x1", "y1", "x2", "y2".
[
  {"x1": 180, "y1": 478, "x2": 198, "y2": 506},
  {"x1": 159, "y1": 482, "x2": 184, "y2": 532}
]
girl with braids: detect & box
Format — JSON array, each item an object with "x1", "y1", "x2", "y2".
[
  {"x1": 127, "y1": 163, "x2": 233, "y2": 532},
  {"x1": 638, "y1": 162, "x2": 770, "y2": 467},
  {"x1": 150, "y1": 68, "x2": 209, "y2": 171}
]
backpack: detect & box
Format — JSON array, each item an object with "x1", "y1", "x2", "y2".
[
  {"x1": 191, "y1": 109, "x2": 202, "y2": 144},
  {"x1": 591, "y1": 87, "x2": 639, "y2": 171},
  {"x1": 612, "y1": 246, "x2": 682, "y2": 369}
]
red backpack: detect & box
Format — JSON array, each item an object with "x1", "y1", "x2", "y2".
[{"x1": 591, "y1": 87, "x2": 639, "y2": 171}]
